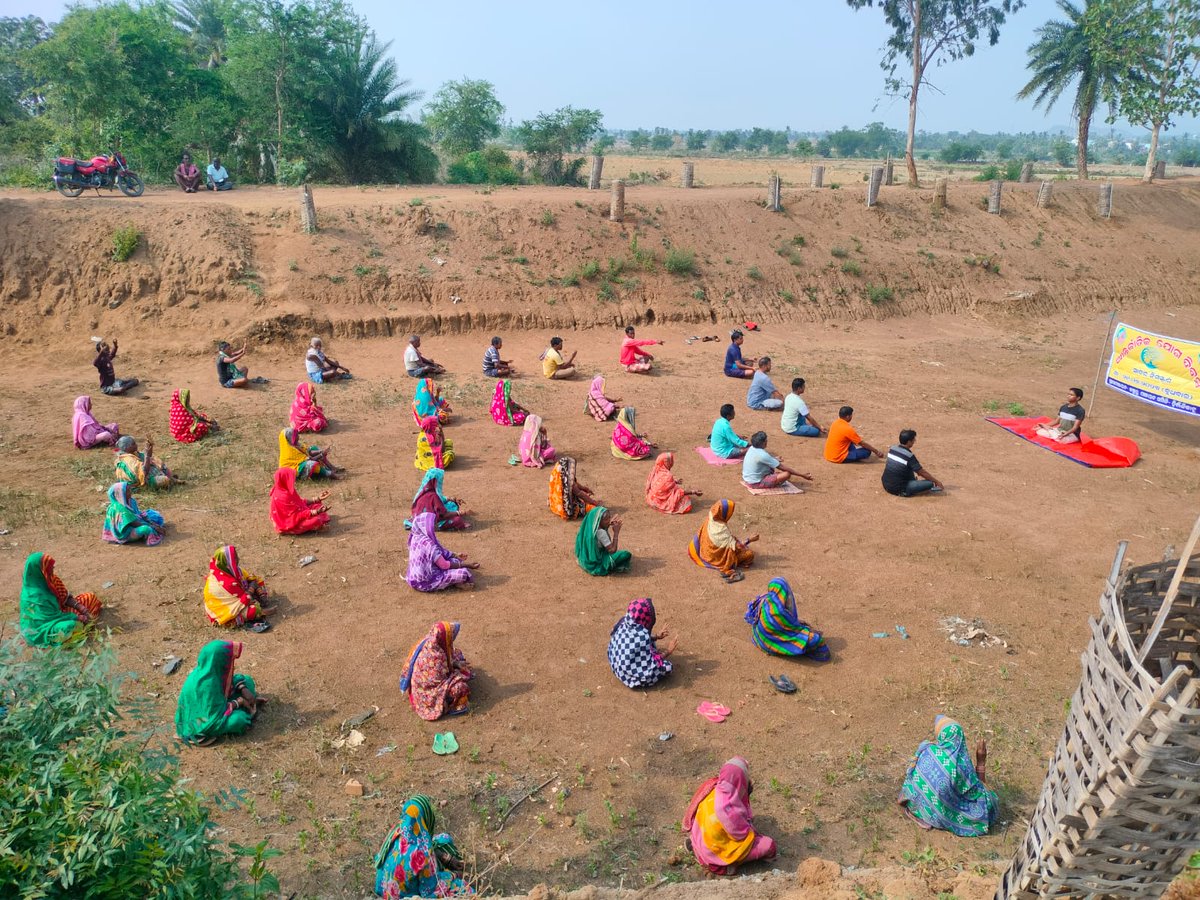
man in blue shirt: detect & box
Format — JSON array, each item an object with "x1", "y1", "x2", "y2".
[
  {"x1": 741, "y1": 431, "x2": 813, "y2": 489},
  {"x1": 747, "y1": 357, "x2": 784, "y2": 410},
  {"x1": 724, "y1": 330, "x2": 755, "y2": 378},
  {"x1": 206, "y1": 156, "x2": 233, "y2": 191},
  {"x1": 710, "y1": 404, "x2": 749, "y2": 458}
]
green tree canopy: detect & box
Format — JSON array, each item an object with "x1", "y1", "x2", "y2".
[
  {"x1": 515, "y1": 106, "x2": 602, "y2": 184},
  {"x1": 423, "y1": 77, "x2": 504, "y2": 157}
]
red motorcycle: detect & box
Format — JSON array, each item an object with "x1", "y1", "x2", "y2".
[{"x1": 53, "y1": 150, "x2": 145, "y2": 198}]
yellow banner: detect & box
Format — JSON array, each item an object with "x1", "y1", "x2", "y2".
[{"x1": 1106, "y1": 323, "x2": 1200, "y2": 417}]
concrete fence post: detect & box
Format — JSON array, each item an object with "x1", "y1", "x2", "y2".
[
  {"x1": 609, "y1": 179, "x2": 625, "y2": 222},
  {"x1": 867, "y1": 166, "x2": 884, "y2": 207},
  {"x1": 299, "y1": 184, "x2": 317, "y2": 233},
  {"x1": 588, "y1": 155, "x2": 604, "y2": 190}
]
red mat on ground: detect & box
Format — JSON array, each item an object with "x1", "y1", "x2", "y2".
[{"x1": 985, "y1": 417, "x2": 1140, "y2": 468}]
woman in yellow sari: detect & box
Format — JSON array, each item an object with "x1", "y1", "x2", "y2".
[
  {"x1": 687, "y1": 499, "x2": 758, "y2": 583},
  {"x1": 415, "y1": 416, "x2": 455, "y2": 471},
  {"x1": 114, "y1": 435, "x2": 180, "y2": 490},
  {"x1": 684, "y1": 757, "x2": 777, "y2": 875},
  {"x1": 278, "y1": 427, "x2": 340, "y2": 479}
]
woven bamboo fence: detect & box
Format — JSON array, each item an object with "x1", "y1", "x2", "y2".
[{"x1": 997, "y1": 518, "x2": 1200, "y2": 898}]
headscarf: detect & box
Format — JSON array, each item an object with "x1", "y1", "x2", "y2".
[
  {"x1": 611, "y1": 407, "x2": 651, "y2": 460},
  {"x1": 682, "y1": 757, "x2": 762, "y2": 872},
  {"x1": 518, "y1": 414, "x2": 552, "y2": 468},
  {"x1": 586, "y1": 374, "x2": 616, "y2": 421},
  {"x1": 169, "y1": 389, "x2": 209, "y2": 443},
  {"x1": 744, "y1": 578, "x2": 829, "y2": 660},
  {"x1": 73, "y1": 395, "x2": 119, "y2": 449},
  {"x1": 549, "y1": 456, "x2": 586, "y2": 520},
  {"x1": 645, "y1": 452, "x2": 691, "y2": 514},
  {"x1": 687, "y1": 500, "x2": 743, "y2": 576},
  {"x1": 713, "y1": 758, "x2": 755, "y2": 841},
  {"x1": 412, "y1": 477, "x2": 450, "y2": 521},
  {"x1": 204, "y1": 545, "x2": 264, "y2": 626},
  {"x1": 270, "y1": 467, "x2": 320, "y2": 534},
  {"x1": 607, "y1": 598, "x2": 671, "y2": 688},
  {"x1": 490, "y1": 379, "x2": 527, "y2": 426},
  {"x1": 574, "y1": 506, "x2": 632, "y2": 576},
  {"x1": 18, "y1": 552, "x2": 81, "y2": 646},
  {"x1": 399, "y1": 621, "x2": 471, "y2": 720},
  {"x1": 418, "y1": 416, "x2": 446, "y2": 469},
  {"x1": 412, "y1": 468, "x2": 459, "y2": 510},
  {"x1": 116, "y1": 435, "x2": 136, "y2": 453},
  {"x1": 289, "y1": 382, "x2": 327, "y2": 433},
  {"x1": 899, "y1": 715, "x2": 998, "y2": 837},
  {"x1": 374, "y1": 795, "x2": 468, "y2": 898},
  {"x1": 277, "y1": 428, "x2": 310, "y2": 472},
  {"x1": 412, "y1": 378, "x2": 447, "y2": 424},
  {"x1": 175, "y1": 640, "x2": 244, "y2": 743},
  {"x1": 102, "y1": 482, "x2": 164, "y2": 545}
]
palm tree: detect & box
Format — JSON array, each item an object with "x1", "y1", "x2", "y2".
[
  {"x1": 172, "y1": 0, "x2": 230, "y2": 69},
  {"x1": 314, "y1": 30, "x2": 436, "y2": 183},
  {"x1": 1017, "y1": 0, "x2": 1117, "y2": 181}
]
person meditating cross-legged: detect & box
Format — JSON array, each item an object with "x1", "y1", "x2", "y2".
[
  {"x1": 742, "y1": 431, "x2": 813, "y2": 490},
  {"x1": 114, "y1": 435, "x2": 181, "y2": 490},
  {"x1": 549, "y1": 456, "x2": 602, "y2": 520},
  {"x1": 620, "y1": 325, "x2": 663, "y2": 373},
  {"x1": 19, "y1": 552, "x2": 102, "y2": 647},
  {"x1": 688, "y1": 499, "x2": 757, "y2": 584},
  {"x1": 684, "y1": 757, "x2": 778, "y2": 876},
  {"x1": 72, "y1": 395, "x2": 120, "y2": 449},
  {"x1": 1035, "y1": 387, "x2": 1087, "y2": 444},
  {"x1": 174, "y1": 152, "x2": 201, "y2": 193},
  {"x1": 175, "y1": 641, "x2": 266, "y2": 747},
  {"x1": 898, "y1": 714, "x2": 997, "y2": 837},
  {"x1": 824, "y1": 406, "x2": 884, "y2": 464},
  {"x1": 305, "y1": 337, "x2": 351, "y2": 382},
  {"x1": 576, "y1": 506, "x2": 632, "y2": 576}
]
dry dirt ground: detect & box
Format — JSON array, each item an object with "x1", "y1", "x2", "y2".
[{"x1": 1, "y1": 172, "x2": 1199, "y2": 899}]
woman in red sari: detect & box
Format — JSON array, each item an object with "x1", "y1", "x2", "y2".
[
  {"x1": 269, "y1": 467, "x2": 331, "y2": 535},
  {"x1": 645, "y1": 452, "x2": 701, "y2": 514},
  {"x1": 399, "y1": 621, "x2": 473, "y2": 721},
  {"x1": 169, "y1": 389, "x2": 217, "y2": 443}
]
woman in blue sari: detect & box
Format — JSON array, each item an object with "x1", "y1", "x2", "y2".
[
  {"x1": 412, "y1": 378, "x2": 451, "y2": 425},
  {"x1": 898, "y1": 714, "x2": 997, "y2": 837},
  {"x1": 374, "y1": 794, "x2": 471, "y2": 897}
]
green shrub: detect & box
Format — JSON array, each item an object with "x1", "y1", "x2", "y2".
[
  {"x1": 791, "y1": 234, "x2": 806, "y2": 246},
  {"x1": 630, "y1": 236, "x2": 656, "y2": 271},
  {"x1": 692, "y1": 288, "x2": 706, "y2": 300},
  {"x1": 560, "y1": 271, "x2": 580, "y2": 286},
  {"x1": 598, "y1": 279, "x2": 616, "y2": 302},
  {"x1": 841, "y1": 260, "x2": 862, "y2": 276},
  {"x1": 830, "y1": 246, "x2": 849, "y2": 259},
  {"x1": 275, "y1": 157, "x2": 308, "y2": 186},
  {"x1": 607, "y1": 257, "x2": 625, "y2": 278},
  {"x1": 0, "y1": 636, "x2": 279, "y2": 898},
  {"x1": 111, "y1": 226, "x2": 140, "y2": 262},
  {"x1": 779, "y1": 289, "x2": 795, "y2": 303},
  {"x1": 865, "y1": 283, "x2": 894, "y2": 304},
  {"x1": 408, "y1": 197, "x2": 424, "y2": 206},
  {"x1": 664, "y1": 247, "x2": 696, "y2": 276},
  {"x1": 1007, "y1": 402, "x2": 1026, "y2": 416},
  {"x1": 829, "y1": 182, "x2": 841, "y2": 190},
  {"x1": 446, "y1": 147, "x2": 521, "y2": 185},
  {"x1": 540, "y1": 209, "x2": 556, "y2": 226},
  {"x1": 580, "y1": 259, "x2": 600, "y2": 280},
  {"x1": 746, "y1": 266, "x2": 763, "y2": 280}
]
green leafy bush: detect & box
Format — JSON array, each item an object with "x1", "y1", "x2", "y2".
[
  {"x1": 830, "y1": 246, "x2": 849, "y2": 259},
  {"x1": 746, "y1": 266, "x2": 763, "y2": 280},
  {"x1": 540, "y1": 209, "x2": 556, "y2": 226},
  {"x1": 0, "y1": 636, "x2": 278, "y2": 898},
  {"x1": 275, "y1": 157, "x2": 309, "y2": 186},
  {"x1": 111, "y1": 226, "x2": 140, "y2": 262},
  {"x1": 664, "y1": 247, "x2": 696, "y2": 276},
  {"x1": 841, "y1": 260, "x2": 862, "y2": 276},
  {"x1": 865, "y1": 283, "x2": 894, "y2": 304},
  {"x1": 445, "y1": 147, "x2": 520, "y2": 185}
]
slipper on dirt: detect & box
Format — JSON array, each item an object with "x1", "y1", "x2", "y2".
[
  {"x1": 696, "y1": 701, "x2": 731, "y2": 723},
  {"x1": 769, "y1": 674, "x2": 797, "y2": 694},
  {"x1": 743, "y1": 321, "x2": 759, "y2": 331},
  {"x1": 247, "y1": 620, "x2": 272, "y2": 633},
  {"x1": 433, "y1": 732, "x2": 459, "y2": 755},
  {"x1": 507, "y1": 454, "x2": 520, "y2": 466}
]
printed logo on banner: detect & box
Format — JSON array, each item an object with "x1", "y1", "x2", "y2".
[{"x1": 1106, "y1": 323, "x2": 1200, "y2": 418}]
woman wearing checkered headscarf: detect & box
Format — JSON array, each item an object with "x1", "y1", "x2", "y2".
[{"x1": 606, "y1": 598, "x2": 676, "y2": 688}]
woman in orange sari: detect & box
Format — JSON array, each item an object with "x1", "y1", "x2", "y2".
[
  {"x1": 687, "y1": 499, "x2": 757, "y2": 583},
  {"x1": 645, "y1": 452, "x2": 701, "y2": 514},
  {"x1": 548, "y1": 456, "x2": 601, "y2": 520}
]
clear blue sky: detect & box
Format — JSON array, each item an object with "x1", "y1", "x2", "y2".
[{"x1": 13, "y1": 0, "x2": 1199, "y2": 135}]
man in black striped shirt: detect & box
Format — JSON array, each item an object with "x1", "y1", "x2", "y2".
[{"x1": 882, "y1": 430, "x2": 943, "y2": 497}]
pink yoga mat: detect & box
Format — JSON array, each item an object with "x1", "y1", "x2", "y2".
[
  {"x1": 742, "y1": 479, "x2": 804, "y2": 495},
  {"x1": 695, "y1": 447, "x2": 741, "y2": 466}
]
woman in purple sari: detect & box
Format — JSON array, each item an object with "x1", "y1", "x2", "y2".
[{"x1": 406, "y1": 489, "x2": 478, "y2": 592}]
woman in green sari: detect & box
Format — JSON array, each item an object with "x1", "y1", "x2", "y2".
[
  {"x1": 175, "y1": 640, "x2": 266, "y2": 746},
  {"x1": 575, "y1": 506, "x2": 632, "y2": 576},
  {"x1": 19, "y1": 552, "x2": 101, "y2": 647}
]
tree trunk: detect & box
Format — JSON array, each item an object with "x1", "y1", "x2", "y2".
[
  {"x1": 1143, "y1": 122, "x2": 1162, "y2": 183},
  {"x1": 1076, "y1": 113, "x2": 1090, "y2": 181},
  {"x1": 906, "y1": 0, "x2": 922, "y2": 187}
]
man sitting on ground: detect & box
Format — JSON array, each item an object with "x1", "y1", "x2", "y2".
[
  {"x1": 882, "y1": 429, "x2": 944, "y2": 497},
  {"x1": 306, "y1": 337, "x2": 351, "y2": 382},
  {"x1": 747, "y1": 357, "x2": 785, "y2": 410},
  {"x1": 175, "y1": 153, "x2": 201, "y2": 193},
  {"x1": 710, "y1": 403, "x2": 750, "y2": 459},
  {"x1": 1034, "y1": 387, "x2": 1086, "y2": 444},
  {"x1": 92, "y1": 338, "x2": 139, "y2": 395},
  {"x1": 824, "y1": 406, "x2": 884, "y2": 463},
  {"x1": 217, "y1": 341, "x2": 250, "y2": 388},
  {"x1": 742, "y1": 431, "x2": 814, "y2": 489},
  {"x1": 781, "y1": 377, "x2": 825, "y2": 438},
  {"x1": 724, "y1": 329, "x2": 756, "y2": 379},
  {"x1": 541, "y1": 336, "x2": 577, "y2": 379},
  {"x1": 206, "y1": 156, "x2": 233, "y2": 191},
  {"x1": 404, "y1": 335, "x2": 446, "y2": 378},
  {"x1": 483, "y1": 336, "x2": 515, "y2": 378}
]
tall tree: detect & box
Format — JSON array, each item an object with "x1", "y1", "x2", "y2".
[
  {"x1": 423, "y1": 77, "x2": 503, "y2": 157},
  {"x1": 171, "y1": 0, "x2": 234, "y2": 68},
  {"x1": 312, "y1": 29, "x2": 433, "y2": 182},
  {"x1": 0, "y1": 16, "x2": 49, "y2": 124},
  {"x1": 514, "y1": 106, "x2": 602, "y2": 184},
  {"x1": 846, "y1": 0, "x2": 1024, "y2": 185},
  {"x1": 685, "y1": 128, "x2": 709, "y2": 151},
  {"x1": 1017, "y1": 0, "x2": 1117, "y2": 179},
  {"x1": 1086, "y1": 0, "x2": 1200, "y2": 182}
]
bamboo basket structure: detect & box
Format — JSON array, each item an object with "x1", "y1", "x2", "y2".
[{"x1": 997, "y1": 518, "x2": 1200, "y2": 898}]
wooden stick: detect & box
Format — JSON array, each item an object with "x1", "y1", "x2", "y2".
[
  {"x1": 495, "y1": 774, "x2": 556, "y2": 834},
  {"x1": 1089, "y1": 309, "x2": 1117, "y2": 424},
  {"x1": 1138, "y1": 515, "x2": 1200, "y2": 663}
]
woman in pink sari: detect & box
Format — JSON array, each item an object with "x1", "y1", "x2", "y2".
[
  {"x1": 289, "y1": 382, "x2": 328, "y2": 433},
  {"x1": 585, "y1": 374, "x2": 620, "y2": 422},
  {"x1": 684, "y1": 757, "x2": 777, "y2": 876},
  {"x1": 518, "y1": 414, "x2": 556, "y2": 468},
  {"x1": 72, "y1": 395, "x2": 120, "y2": 449},
  {"x1": 611, "y1": 407, "x2": 654, "y2": 460},
  {"x1": 490, "y1": 379, "x2": 528, "y2": 426}
]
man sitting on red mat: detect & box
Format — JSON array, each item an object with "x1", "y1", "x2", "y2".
[{"x1": 1035, "y1": 387, "x2": 1086, "y2": 444}]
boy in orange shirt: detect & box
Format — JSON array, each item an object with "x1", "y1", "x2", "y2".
[{"x1": 823, "y1": 406, "x2": 883, "y2": 463}]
